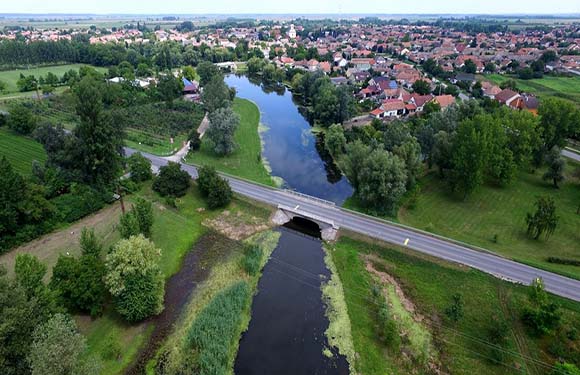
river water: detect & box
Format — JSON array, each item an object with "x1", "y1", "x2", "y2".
[
  {"x1": 234, "y1": 224, "x2": 349, "y2": 375},
  {"x1": 225, "y1": 74, "x2": 353, "y2": 205}
]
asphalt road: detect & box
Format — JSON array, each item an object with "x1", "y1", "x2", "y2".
[
  {"x1": 563, "y1": 149, "x2": 580, "y2": 162},
  {"x1": 127, "y1": 148, "x2": 580, "y2": 302}
]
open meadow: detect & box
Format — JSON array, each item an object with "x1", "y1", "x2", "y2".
[
  {"x1": 0, "y1": 127, "x2": 47, "y2": 175},
  {"x1": 483, "y1": 74, "x2": 580, "y2": 105}
]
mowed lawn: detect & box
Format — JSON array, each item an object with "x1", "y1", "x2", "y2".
[
  {"x1": 399, "y1": 164, "x2": 580, "y2": 279},
  {"x1": 186, "y1": 98, "x2": 274, "y2": 186},
  {"x1": 0, "y1": 127, "x2": 47, "y2": 175},
  {"x1": 483, "y1": 74, "x2": 580, "y2": 105},
  {"x1": 0, "y1": 64, "x2": 107, "y2": 93},
  {"x1": 332, "y1": 235, "x2": 580, "y2": 375}
]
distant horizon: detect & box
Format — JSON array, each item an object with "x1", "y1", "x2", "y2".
[{"x1": 1, "y1": 12, "x2": 579, "y2": 16}]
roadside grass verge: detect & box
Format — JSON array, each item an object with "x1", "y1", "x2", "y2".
[
  {"x1": 186, "y1": 98, "x2": 274, "y2": 187},
  {"x1": 0, "y1": 127, "x2": 47, "y2": 175},
  {"x1": 398, "y1": 164, "x2": 580, "y2": 280},
  {"x1": 331, "y1": 234, "x2": 580, "y2": 375}
]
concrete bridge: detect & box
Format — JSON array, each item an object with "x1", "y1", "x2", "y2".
[{"x1": 272, "y1": 204, "x2": 339, "y2": 241}]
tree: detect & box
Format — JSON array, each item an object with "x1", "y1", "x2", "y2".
[
  {"x1": 157, "y1": 74, "x2": 183, "y2": 108},
  {"x1": 196, "y1": 61, "x2": 221, "y2": 86},
  {"x1": 0, "y1": 79, "x2": 6, "y2": 93},
  {"x1": 450, "y1": 120, "x2": 487, "y2": 199},
  {"x1": 181, "y1": 66, "x2": 198, "y2": 82},
  {"x1": 0, "y1": 268, "x2": 42, "y2": 375},
  {"x1": 152, "y1": 161, "x2": 191, "y2": 197},
  {"x1": 394, "y1": 138, "x2": 422, "y2": 189},
  {"x1": 28, "y1": 313, "x2": 99, "y2": 375},
  {"x1": 526, "y1": 196, "x2": 559, "y2": 240},
  {"x1": 445, "y1": 293, "x2": 464, "y2": 323},
  {"x1": 325, "y1": 124, "x2": 347, "y2": 159},
  {"x1": 127, "y1": 152, "x2": 153, "y2": 182},
  {"x1": 197, "y1": 165, "x2": 232, "y2": 209},
  {"x1": 412, "y1": 79, "x2": 431, "y2": 95},
  {"x1": 543, "y1": 146, "x2": 566, "y2": 188},
  {"x1": 339, "y1": 141, "x2": 407, "y2": 214},
  {"x1": 313, "y1": 81, "x2": 339, "y2": 126},
  {"x1": 522, "y1": 278, "x2": 561, "y2": 335},
  {"x1": 133, "y1": 197, "x2": 154, "y2": 238},
  {"x1": 14, "y1": 254, "x2": 47, "y2": 299},
  {"x1": 500, "y1": 79, "x2": 517, "y2": 90},
  {"x1": 205, "y1": 107, "x2": 240, "y2": 155},
  {"x1": 551, "y1": 363, "x2": 580, "y2": 375},
  {"x1": 202, "y1": 75, "x2": 232, "y2": 113},
  {"x1": 432, "y1": 131, "x2": 454, "y2": 177},
  {"x1": 105, "y1": 235, "x2": 164, "y2": 322},
  {"x1": 119, "y1": 211, "x2": 140, "y2": 239},
  {"x1": 484, "y1": 62, "x2": 496, "y2": 73},
  {"x1": 423, "y1": 101, "x2": 441, "y2": 115},
  {"x1": 336, "y1": 85, "x2": 355, "y2": 123},
  {"x1": 463, "y1": 59, "x2": 477, "y2": 74},
  {"x1": 188, "y1": 128, "x2": 201, "y2": 151},
  {"x1": 538, "y1": 98, "x2": 580, "y2": 151},
  {"x1": 7, "y1": 103, "x2": 37, "y2": 135},
  {"x1": 74, "y1": 76, "x2": 124, "y2": 187}
]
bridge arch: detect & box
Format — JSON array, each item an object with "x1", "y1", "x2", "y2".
[{"x1": 272, "y1": 205, "x2": 339, "y2": 241}]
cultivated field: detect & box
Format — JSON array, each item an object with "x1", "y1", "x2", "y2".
[
  {"x1": 0, "y1": 128, "x2": 47, "y2": 175},
  {"x1": 484, "y1": 74, "x2": 580, "y2": 105}
]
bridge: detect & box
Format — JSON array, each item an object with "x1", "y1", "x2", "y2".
[
  {"x1": 272, "y1": 204, "x2": 339, "y2": 241},
  {"x1": 126, "y1": 148, "x2": 580, "y2": 302}
]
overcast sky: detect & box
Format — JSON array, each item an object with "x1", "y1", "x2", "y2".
[{"x1": 3, "y1": 0, "x2": 580, "y2": 15}]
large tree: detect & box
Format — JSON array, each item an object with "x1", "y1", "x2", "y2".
[
  {"x1": 202, "y1": 75, "x2": 232, "y2": 113},
  {"x1": 412, "y1": 79, "x2": 431, "y2": 95},
  {"x1": 196, "y1": 61, "x2": 222, "y2": 86},
  {"x1": 538, "y1": 98, "x2": 580, "y2": 151},
  {"x1": 205, "y1": 106, "x2": 240, "y2": 155},
  {"x1": 157, "y1": 74, "x2": 183, "y2": 108},
  {"x1": 7, "y1": 103, "x2": 37, "y2": 135},
  {"x1": 152, "y1": 161, "x2": 191, "y2": 197},
  {"x1": 105, "y1": 235, "x2": 165, "y2": 322},
  {"x1": 450, "y1": 120, "x2": 488, "y2": 198},
  {"x1": 28, "y1": 313, "x2": 99, "y2": 375},
  {"x1": 543, "y1": 146, "x2": 566, "y2": 188},
  {"x1": 197, "y1": 165, "x2": 232, "y2": 209},
  {"x1": 73, "y1": 76, "x2": 124, "y2": 187},
  {"x1": 325, "y1": 124, "x2": 347, "y2": 159}
]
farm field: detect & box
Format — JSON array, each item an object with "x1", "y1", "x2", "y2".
[
  {"x1": 186, "y1": 98, "x2": 275, "y2": 186},
  {"x1": 0, "y1": 64, "x2": 107, "y2": 93},
  {"x1": 0, "y1": 127, "x2": 47, "y2": 175},
  {"x1": 331, "y1": 234, "x2": 580, "y2": 374},
  {"x1": 483, "y1": 74, "x2": 580, "y2": 105},
  {"x1": 398, "y1": 163, "x2": 580, "y2": 280}
]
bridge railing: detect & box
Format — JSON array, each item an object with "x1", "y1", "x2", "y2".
[{"x1": 281, "y1": 189, "x2": 336, "y2": 207}]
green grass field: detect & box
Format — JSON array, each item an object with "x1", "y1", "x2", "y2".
[
  {"x1": 331, "y1": 234, "x2": 580, "y2": 374},
  {"x1": 186, "y1": 98, "x2": 274, "y2": 186},
  {"x1": 0, "y1": 64, "x2": 107, "y2": 93},
  {"x1": 125, "y1": 129, "x2": 188, "y2": 157},
  {"x1": 0, "y1": 127, "x2": 47, "y2": 175},
  {"x1": 399, "y1": 165, "x2": 580, "y2": 280},
  {"x1": 484, "y1": 74, "x2": 580, "y2": 105}
]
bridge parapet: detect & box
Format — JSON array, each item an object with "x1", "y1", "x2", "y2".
[{"x1": 272, "y1": 204, "x2": 339, "y2": 241}]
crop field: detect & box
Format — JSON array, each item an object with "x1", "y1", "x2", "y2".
[
  {"x1": 0, "y1": 128, "x2": 47, "y2": 175},
  {"x1": 484, "y1": 74, "x2": 580, "y2": 105}
]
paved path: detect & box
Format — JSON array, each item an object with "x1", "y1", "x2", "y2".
[{"x1": 126, "y1": 148, "x2": 580, "y2": 302}]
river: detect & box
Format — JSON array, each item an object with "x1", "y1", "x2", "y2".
[
  {"x1": 234, "y1": 223, "x2": 349, "y2": 375},
  {"x1": 225, "y1": 74, "x2": 354, "y2": 205}
]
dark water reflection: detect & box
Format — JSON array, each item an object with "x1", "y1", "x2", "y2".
[
  {"x1": 234, "y1": 225, "x2": 349, "y2": 375},
  {"x1": 225, "y1": 75, "x2": 353, "y2": 205}
]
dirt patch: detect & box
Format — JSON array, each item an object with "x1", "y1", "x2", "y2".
[
  {"x1": 0, "y1": 202, "x2": 124, "y2": 280},
  {"x1": 125, "y1": 231, "x2": 240, "y2": 375},
  {"x1": 203, "y1": 209, "x2": 270, "y2": 241}
]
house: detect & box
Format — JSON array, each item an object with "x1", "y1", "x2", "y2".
[
  {"x1": 330, "y1": 77, "x2": 348, "y2": 86},
  {"x1": 433, "y1": 94, "x2": 455, "y2": 109},
  {"x1": 452, "y1": 73, "x2": 476, "y2": 85},
  {"x1": 481, "y1": 81, "x2": 502, "y2": 99},
  {"x1": 409, "y1": 94, "x2": 435, "y2": 112},
  {"x1": 379, "y1": 99, "x2": 406, "y2": 118},
  {"x1": 510, "y1": 94, "x2": 539, "y2": 115},
  {"x1": 351, "y1": 71, "x2": 371, "y2": 83},
  {"x1": 495, "y1": 89, "x2": 521, "y2": 106},
  {"x1": 351, "y1": 58, "x2": 375, "y2": 71},
  {"x1": 182, "y1": 77, "x2": 199, "y2": 94}
]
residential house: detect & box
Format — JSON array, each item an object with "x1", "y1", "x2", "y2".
[{"x1": 495, "y1": 89, "x2": 521, "y2": 107}]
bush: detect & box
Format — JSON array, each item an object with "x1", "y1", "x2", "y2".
[
  {"x1": 153, "y1": 162, "x2": 190, "y2": 197},
  {"x1": 547, "y1": 257, "x2": 580, "y2": 267},
  {"x1": 127, "y1": 152, "x2": 153, "y2": 182},
  {"x1": 445, "y1": 293, "x2": 464, "y2": 323},
  {"x1": 197, "y1": 165, "x2": 232, "y2": 209},
  {"x1": 100, "y1": 334, "x2": 122, "y2": 361},
  {"x1": 186, "y1": 282, "x2": 250, "y2": 375},
  {"x1": 241, "y1": 245, "x2": 263, "y2": 276},
  {"x1": 188, "y1": 129, "x2": 201, "y2": 151},
  {"x1": 7, "y1": 103, "x2": 37, "y2": 135},
  {"x1": 52, "y1": 185, "x2": 105, "y2": 223}
]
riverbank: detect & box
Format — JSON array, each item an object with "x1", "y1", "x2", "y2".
[
  {"x1": 186, "y1": 98, "x2": 275, "y2": 187},
  {"x1": 331, "y1": 233, "x2": 580, "y2": 374}
]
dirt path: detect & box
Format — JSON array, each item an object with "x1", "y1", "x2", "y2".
[
  {"x1": 197, "y1": 112, "x2": 210, "y2": 138},
  {"x1": 0, "y1": 202, "x2": 123, "y2": 280},
  {"x1": 125, "y1": 232, "x2": 238, "y2": 375}
]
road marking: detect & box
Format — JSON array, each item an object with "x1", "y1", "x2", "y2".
[
  {"x1": 404, "y1": 238, "x2": 409, "y2": 246},
  {"x1": 294, "y1": 205, "x2": 300, "y2": 210}
]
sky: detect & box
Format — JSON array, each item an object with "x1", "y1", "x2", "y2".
[{"x1": 2, "y1": 0, "x2": 580, "y2": 15}]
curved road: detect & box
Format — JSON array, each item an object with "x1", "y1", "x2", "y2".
[{"x1": 127, "y1": 148, "x2": 580, "y2": 302}]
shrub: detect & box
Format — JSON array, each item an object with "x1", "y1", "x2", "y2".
[
  {"x1": 153, "y1": 162, "x2": 190, "y2": 197},
  {"x1": 100, "y1": 334, "x2": 122, "y2": 361},
  {"x1": 52, "y1": 185, "x2": 105, "y2": 223},
  {"x1": 7, "y1": 103, "x2": 37, "y2": 135},
  {"x1": 186, "y1": 282, "x2": 250, "y2": 375},
  {"x1": 188, "y1": 129, "x2": 201, "y2": 151},
  {"x1": 197, "y1": 165, "x2": 232, "y2": 209},
  {"x1": 241, "y1": 245, "x2": 263, "y2": 276},
  {"x1": 547, "y1": 257, "x2": 580, "y2": 267},
  {"x1": 445, "y1": 293, "x2": 464, "y2": 323},
  {"x1": 119, "y1": 212, "x2": 140, "y2": 239}
]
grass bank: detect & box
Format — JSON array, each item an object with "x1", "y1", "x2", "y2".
[
  {"x1": 0, "y1": 127, "x2": 47, "y2": 175},
  {"x1": 398, "y1": 165, "x2": 580, "y2": 280},
  {"x1": 331, "y1": 234, "x2": 580, "y2": 374},
  {"x1": 186, "y1": 98, "x2": 274, "y2": 187}
]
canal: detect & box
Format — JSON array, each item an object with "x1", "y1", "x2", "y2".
[{"x1": 225, "y1": 74, "x2": 354, "y2": 205}]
